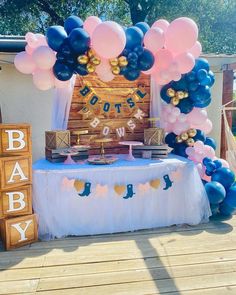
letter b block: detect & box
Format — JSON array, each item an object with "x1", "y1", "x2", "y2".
[
  {"x1": 0, "y1": 124, "x2": 32, "y2": 155},
  {"x1": 0, "y1": 214, "x2": 38, "y2": 250},
  {"x1": 0, "y1": 185, "x2": 32, "y2": 218}
]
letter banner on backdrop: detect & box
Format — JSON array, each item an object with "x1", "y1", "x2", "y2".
[{"x1": 78, "y1": 84, "x2": 148, "y2": 139}]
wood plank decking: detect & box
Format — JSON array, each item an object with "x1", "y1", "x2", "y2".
[{"x1": 1, "y1": 215, "x2": 236, "y2": 294}]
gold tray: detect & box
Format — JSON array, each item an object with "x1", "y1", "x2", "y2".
[{"x1": 87, "y1": 156, "x2": 118, "y2": 165}]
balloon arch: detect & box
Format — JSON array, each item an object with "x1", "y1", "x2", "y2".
[{"x1": 14, "y1": 15, "x2": 236, "y2": 217}]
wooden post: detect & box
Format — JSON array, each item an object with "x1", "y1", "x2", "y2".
[{"x1": 221, "y1": 69, "x2": 234, "y2": 159}]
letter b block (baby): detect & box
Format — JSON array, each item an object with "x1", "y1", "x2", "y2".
[
  {"x1": 0, "y1": 214, "x2": 38, "y2": 250},
  {"x1": 0, "y1": 124, "x2": 32, "y2": 155},
  {"x1": 0, "y1": 155, "x2": 32, "y2": 190}
]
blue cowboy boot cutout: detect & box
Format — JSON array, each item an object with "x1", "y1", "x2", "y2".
[
  {"x1": 163, "y1": 174, "x2": 173, "y2": 190},
  {"x1": 123, "y1": 184, "x2": 135, "y2": 199},
  {"x1": 79, "y1": 182, "x2": 92, "y2": 197}
]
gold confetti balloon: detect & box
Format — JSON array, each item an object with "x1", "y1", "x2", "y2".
[
  {"x1": 86, "y1": 63, "x2": 96, "y2": 73},
  {"x1": 110, "y1": 58, "x2": 119, "y2": 66},
  {"x1": 184, "y1": 91, "x2": 189, "y2": 98},
  {"x1": 77, "y1": 55, "x2": 89, "y2": 65},
  {"x1": 112, "y1": 66, "x2": 120, "y2": 75},
  {"x1": 88, "y1": 49, "x2": 95, "y2": 58},
  {"x1": 187, "y1": 128, "x2": 197, "y2": 138},
  {"x1": 118, "y1": 56, "x2": 128, "y2": 67},
  {"x1": 176, "y1": 136, "x2": 183, "y2": 143},
  {"x1": 176, "y1": 91, "x2": 185, "y2": 100},
  {"x1": 171, "y1": 97, "x2": 179, "y2": 106},
  {"x1": 186, "y1": 138, "x2": 195, "y2": 147},
  {"x1": 180, "y1": 132, "x2": 188, "y2": 141},
  {"x1": 90, "y1": 56, "x2": 101, "y2": 65},
  {"x1": 167, "y1": 88, "x2": 175, "y2": 97}
]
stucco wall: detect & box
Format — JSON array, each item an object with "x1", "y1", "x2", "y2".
[{"x1": 0, "y1": 54, "x2": 234, "y2": 161}]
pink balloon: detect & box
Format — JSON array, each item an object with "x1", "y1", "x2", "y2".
[
  {"x1": 187, "y1": 108, "x2": 207, "y2": 125},
  {"x1": 218, "y1": 158, "x2": 230, "y2": 168},
  {"x1": 165, "y1": 17, "x2": 198, "y2": 54},
  {"x1": 173, "y1": 121, "x2": 189, "y2": 135},
  {"x1": 84, "y1": 16, "x2": 102, "y2": 37},
  {"x1": 205, "y1": 145, "x2": 215, "y2": 158},
  {"x1": 154, "y1": 70, "x2": 170, "y2": 85},
  {"x1": 95, "y1": 58, "x2": 110, "y2": 76},
  {"x1": 14, "y1": 51, "x2": 36, "y2": 74},
  {"x1": 97, "y1": 72, "x2": 115, "y2": 82},
  {"x1": 186, "y1": 147, "x2": 194, "y2": 156},
  {"x1": 200, "y1": 119, "x2": 213, "y2": 134},
  {"x1": 189, "y1": 41, "x2": 202, "y2": 58},
  {"x1": 151, "y1": 19, "x2": 170, "y2": 33},
  {"x1": 32, "y1": 46, "x2": 56, "y2": 70},
  {"x1": 175, "y1": 52, "x2": 195, "y2": 74},
  {"x1": 33, "y1": 69, "x2": 55, "y2": 90},
  {"x1": 35, "y1": 34, "x2": 48, "y2": 47},
  {"x1": 25, "y1": 32, "x2": 38, "y2": 48},
  {"x1": 25, "y1": 45, "x2": 34, "y2": 55},
  {"x1": 178, "y1": 113, "x2": 187, "y2": 123},
  {"x1": 144, "y1": 28, "x2": 165, "y2": 54},
  {"x1": 54, "y1": 78, "x2": 71, "y2": 89},
  {"x1": 170, "y1": 71, "x2": 181, "y2": 81},
  {"x1": 155, "y1": 49, "x2": 173, "y2": 69},
  {"x1": 92, "y1": 21, "x2": 126, "y2": 59}
]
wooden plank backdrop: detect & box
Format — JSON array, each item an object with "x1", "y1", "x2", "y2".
[{"x1": 68, "y1": 73, "x2": 150, "y2": 154}]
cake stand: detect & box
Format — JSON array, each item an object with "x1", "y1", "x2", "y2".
[{"x1": 119, "y1": 141, "x2": 143, "y2": 161}]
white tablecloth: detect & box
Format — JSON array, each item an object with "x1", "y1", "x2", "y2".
[{"x1": 33, "y1": 155, "x2": 211, "y2": 240}]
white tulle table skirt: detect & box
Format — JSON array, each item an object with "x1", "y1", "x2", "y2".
[{"x1": 33, "y1": 155, "x2": 211, "y2": 240}]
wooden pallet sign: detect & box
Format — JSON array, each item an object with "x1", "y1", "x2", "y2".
[
  {"x1": 0, "y1": 185, "x2": 32, "y2": 219},
  {"x1": 0, "y1": 124, "x2": 32, "y2": 155},
  {"x1": 0, "y1": 154, "x2": 32, "y2": 190},
  {"x1": 0, "y1": 214, "x2": 38, "y2": 250},
  {"x1": 68, "y1": 73, "x2": 150, "y2": 153}
]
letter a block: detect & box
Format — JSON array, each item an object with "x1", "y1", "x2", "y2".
[
  {"x1": 0, "y1": 214, "x2": 38, "y2": 250},
  {"x1": 0, "y1": 124, "x2": 32, "y2": 155},
  {"x1": 0, "y1": 155, "x2": 32, "y2": 190},
  {"x1": 0, "y1": 185, "x2": 32, "y2": 218}
]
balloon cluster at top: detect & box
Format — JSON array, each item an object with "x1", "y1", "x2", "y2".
[{"x1": 14, "y1": 15, "x2": 202, "y2": 90}]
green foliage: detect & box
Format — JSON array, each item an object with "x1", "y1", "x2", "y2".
[{"x1": 0, "y1": 0, "x2": 235, "y2": 54}]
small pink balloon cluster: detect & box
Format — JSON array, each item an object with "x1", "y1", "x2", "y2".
[
  {"x1": 14, "y1": 33, "x2": 70, "y2": 90},
  {"x1": 144, "y1": 18, "x2": 201, "y2": 85},
  {"x1": 162, "y1": 105, "x2": 212, "y2": 135}
]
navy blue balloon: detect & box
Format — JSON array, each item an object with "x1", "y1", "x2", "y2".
[
  {"x1": 197, "y1": 69, "x2": 208, "y2": 81},
  {"x1": 53, "y1": 61, "x2": 73, "y2": 81},
  {"x1": 128, "y1": 52, "x2": 139, "y2": 62},
  {"x1": 200, "y1": 76, "x2": 212, "y2": 86},
  {"x1": 172, "y1": 79, "x2": 188, "y2": 91},
  {"x1": 213, "y1": 160, "x2": 222, "y2": 169},
  {"x1": 188, "y1": 81, "x2": 199, "y2": 92},
  {"x1": 211, "y1": 168, "x2": 235, "y2": 189},
  {"x1": 138, "y1": 49, "x2": 154, "y2": 71},
  {"x1": 59, "y1": 41, "x2": 73, "y2": 57},
  {"x1": 205, "y1": 181, "x2": 226, "y2": 204},
  {"x1": 129, "y1": 60, "x2": 138, "y2": 69},
  {"x1": 206, "y1": 170, "x2": 213, "y2": 177},
  {"x1": 65, "y1": 55, "x2": 77, "y2": 67},
  {"x1": 173, "y1": 143, "x2": 188, "y2": 158},
  {"x1": 135, "y1": 22, "x2": 150, "y2": 34},
  {"x1": 56, "y1": 52, "x2": 66, "y2": 62},
  {"x1": 64, "y1": 16, "x2": 83, "y2": 34},
  {"x1": 176, "y1": 98, "x2": 194, "y2": 114},
  {"x1": 223, "y1": 185, "x2": 236, "y2": 209},
  {"x1": 203, "y1": 157, "x2": 212, "y2": 166},
  {"x1": 206, "y1": 162, "x2": 216, "y2": 173},
  {"x1": 208, "y1": 70, "x2": 215, "y2": 86},
  {"x1": 194, "y1": 58, "x2": 210, "y2": 72},
  {"x1": 160, "y1": 85, "x2": 171, "y2": 104},
  {"x1": 46, "y1": 25, "x2": 67, "y2": 51},
  {"x1": 122, "y1": 48, "x2": 131, "y2": 56},
  {"x1": 205, "y1": 137, "x2": 216, "y2": 150},
  {"x1": 125, "y1": 26, "x2": 144, "y2": 50},
  {"x1": 185, "y1": 71, "x2": 196, "y2": 82},
  {"x1": 210, "y1": 203, "x2": 219, "y2": 215},
  {"x1": 124, "y1": 69, "x2": 140, "y2": 81},
  {"x1": 219, "y1": 202, "x2": 234, "y2": 216},
  {"x1": 193, "y1": 129, "x2": 206, "y2": 143},
  {"x1": 133, "y1": 45, "x2": 144, "y2": 56},
  {"x1": 68, "y1": 28, "x2": 90, "y2": 54},
  {"x1": 120, "y1": 66, "x2": 128, "y2": 75},
  {"x1": 165, "y1": 132, "x2": 176, "y2": 148},
  {"x1": 74, "y1": 63, "x2": 88, "y2": 76}
]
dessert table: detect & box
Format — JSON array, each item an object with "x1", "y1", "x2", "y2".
[{"x1": 33, "y1": 154, "x2": 211, "y2": 240}]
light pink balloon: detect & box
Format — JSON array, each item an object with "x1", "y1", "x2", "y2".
[
  {"x1": 33, "y1": 69, "x2": 55, "y2": 90},
  {"x1": 186, "y1": 147, "x2": 194, "y2": 156},
  {"x1": 32, "y1": 46, "x2": 56, "y2": 70},
  {"x1": 200, "y1": 119, "x2": 213, "y2": 134},
  {"x1": 35, "y1": 34, "x2": 48, "y2": 47},
  {"x1": 175, "y1": 52, "x2": 195, "y2": 74},
  {"x1": 14, "y1": 51, "x2": 36, "y2": 74},
  {"x1": 98, "y1": 72, "x2": 115, "y2": 82},
  {"x1": 84, "y1": 16, "x2": 102, "y2": 37},
  {"x1": 196, "y1": 163, "x2": 205, "y2": 177},
  {"x1": 189, "y1": 41, "x2": 202, "y2": 58},
  {"x1": 173, "y1": 121, "x2": 189, "y2": 135},
  {"x1": 165, "y1": 17, "x2": 198, "y2": 54},
  {"x1": 54, "y1": 78, "x2": 71, "y2": 89},
  {"x1": 178, "y1": 113, "x2": 187, "y2": 122},
  {"x1": 92, "y1": 21, "x2": 126, "y2": 59},
  {"x1": 25, "y1": 32, "x2": 38, "y2": 48},
  {"x1": 25, "y1": 44, "x2": 34, "y2": 55},
  {"x1": 205, "y1": 145, "x2": 215, "y2": 158},
  {"x1": 187, "y1": 108, "x2": 208, "y2": 125},
  {"x1": 154, "y1": 70, "x2": 170, "y2": 85},
  {"x1": 151, "y1": 19, "x2": 170, "y2": 33},
  {"x1": 144, "y1": 28, "x2": 165, "y2": 54},
  {"x1": 171, "y1": 71, "x2": 181, "y2": 81},
  {"x1": 95, "y1": 58, "x2": 110, "y2": 76},
  {"x1": 155, "y1": 49, "x2": 174, "y2": 70},
  {"x1": 194, "y1": 140, "x2": 204, "y2": 151}
]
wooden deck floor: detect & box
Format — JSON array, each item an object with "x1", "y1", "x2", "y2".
[{"x1": 1, "y1": 215, "x2": 236, "y2": 294}]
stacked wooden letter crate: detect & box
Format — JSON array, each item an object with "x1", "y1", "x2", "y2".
[{"x1": 0, "y1": 124, "x2": 37, "y2": 250}]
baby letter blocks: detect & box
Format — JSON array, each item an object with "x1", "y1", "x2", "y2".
[{"x1": 0, "y1": 124, "x2": 37, "y2": 250}]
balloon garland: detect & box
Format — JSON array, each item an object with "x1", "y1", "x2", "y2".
[
  {"x1": 162, "y1": 58, "x2": 236, "y2": 218},
  {"x1": 14, "y1": 15, "x2": 202, "y2": 90}
]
